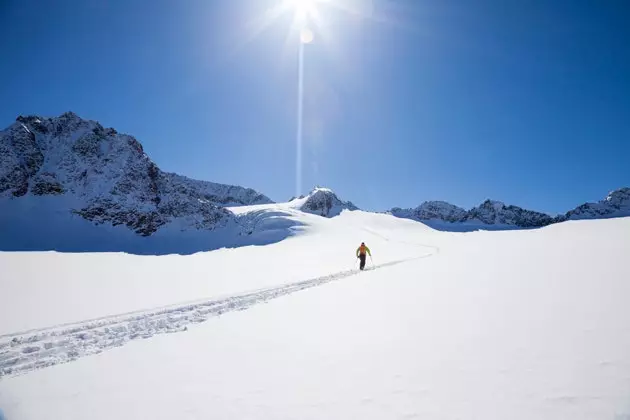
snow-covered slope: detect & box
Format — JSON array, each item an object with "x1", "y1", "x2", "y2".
[
  {"x1": 1, "y1": 209, "x2": 629, "y2": 419},
  {"x1": 289, "y1": 186, "x2": 359, "y2": 217},
  {"x1": 565, "y1": 187, "x2": 630, "y2": 220},
  {"x1": 0, "y1": 113, "x2": 272, "y2": 238}
]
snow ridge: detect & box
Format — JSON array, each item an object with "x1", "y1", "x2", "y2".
[{"x1": 0, "y1": 113, "x2": 272, "y2": 236}]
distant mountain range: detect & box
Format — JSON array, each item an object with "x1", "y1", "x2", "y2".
[
  {"x1": 1, "y1": 112, "x2": 628, "y2": 241},
  {"x1": 390, "y1": 187, "x2": 630, "y2": 229}
]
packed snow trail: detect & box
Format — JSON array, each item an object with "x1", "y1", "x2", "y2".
[{"x1": 0, "y1": 251, "x2": 435, "y2": 378}]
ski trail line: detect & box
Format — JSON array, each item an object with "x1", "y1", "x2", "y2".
[
  {"x1": 0, "y1": 250, "x2": 435, "y2": 378},
  {"x1": 362, "y1": 226, "x2": 441, "y2": 255}
]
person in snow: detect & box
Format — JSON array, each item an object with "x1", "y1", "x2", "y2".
[{"x1": 356, "y1": 242, "x2": 372, "y2": 270}]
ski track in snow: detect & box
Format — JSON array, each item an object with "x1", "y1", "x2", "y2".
[{"x1": 0, "y1": 250, "x2": 435, "y2": 378}]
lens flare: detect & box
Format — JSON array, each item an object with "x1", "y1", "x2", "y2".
[{"x1": 300, "y1": 28, "x2": 314, "y2": 43}]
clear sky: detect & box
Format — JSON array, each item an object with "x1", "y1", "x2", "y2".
[{"x1": 1, "y1": 0, "x2": 629, "y2": 214}]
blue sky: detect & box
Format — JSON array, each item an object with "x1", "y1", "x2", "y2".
[{"x1": 1, "y1": 0, "x2": 629, "y2": 214}]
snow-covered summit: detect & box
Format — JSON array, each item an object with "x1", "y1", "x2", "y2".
[
  {"x1": 0, "y1": 113, "x2": 272, "y2": 236},
  {"x1": 290, "y1": 186, "x2": 358, "y2": 217},
  {"x1": 565, "y1": 187, "x2": 630, "y2": 220}
]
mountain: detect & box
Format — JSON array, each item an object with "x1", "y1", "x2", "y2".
[
  {"x1": 290, "y1": 187, "x2": 359, "y2": 217},
  {"x1": 391, "y1": 199, "x2": 556, "y2": 229},
  {"x1": 390, "y1": 188, "x2": 630, "y2": 230},
  {"x1": 391, "y1": 201, "x2": 468, "y2": 223},
  {"x1": 2, "y1": 112, "x2": 627, "y2": 242},
  {"x1": 465, "y1": 200, "x2": 556, "y2": 227},
  {"x1": 565, "y1": 187, "x2": 630, "y2": 220},
  {"x1": 0, "y1": 112, "x2": 272, "y2": 237}
]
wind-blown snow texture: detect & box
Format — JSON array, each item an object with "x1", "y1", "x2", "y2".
[{"x1": 0, "y1": 113, "x2": 271, "y2": 238}]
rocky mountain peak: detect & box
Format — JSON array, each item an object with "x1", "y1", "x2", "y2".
[
  {"x1": 391, "y1": 201, "x2": 468, "y2": 223},
  {"x1": 294, "y1": 187, "x2": 359, "y2": 217},
  {"x1": 1, "y1": 112, "x2": 273, "y2": 236},
  {"x1": 605, "y1": 187, "x2": 630, "y2": 206},
  {"x1": 565, "y1": 187, "x2": 630, "y2": 220}
]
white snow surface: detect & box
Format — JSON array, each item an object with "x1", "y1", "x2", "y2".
[{"x1": 1, "y1": 207, "x2": 629, "y2": 420}]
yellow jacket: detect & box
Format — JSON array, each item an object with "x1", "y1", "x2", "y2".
[{"x1": 356, "y1": 244, "x2": 371, "y2": 257}]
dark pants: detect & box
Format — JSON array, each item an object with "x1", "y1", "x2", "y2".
[{"x1": 359, "y1": 254, "x2": 367, "y2": 270}]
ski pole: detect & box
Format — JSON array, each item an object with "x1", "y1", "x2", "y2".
[{"x1": 370, "y1": 255, "x2": 374, "y2": 268}]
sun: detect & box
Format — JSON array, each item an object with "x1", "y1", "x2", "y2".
[
  {"x1": 245, "y1": 0, "x2": 331, "y2": 46},
  {"x1": 284, "y1": 0, "x2": 320, "y2": 21}
]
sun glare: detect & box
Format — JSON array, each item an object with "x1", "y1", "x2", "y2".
[
  {"x1": 286, "y1": 0, "x2": 317, "y2": 18},
  {"x1": 284, "y1": 0, "x2": 327, "y2": 24},
  {"x1": 283, "y1": 0, "x2": 321, "y2": 43}
]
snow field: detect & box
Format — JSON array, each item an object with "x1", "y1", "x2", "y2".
[{"x1": 1, "y1": 209, "x2": 629, "y2": 420}]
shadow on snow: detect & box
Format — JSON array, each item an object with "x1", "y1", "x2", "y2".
[{"x1": 0, "y1": 209, "x2": 304, "y2": 256}]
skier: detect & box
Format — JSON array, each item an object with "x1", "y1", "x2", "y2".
[{"x1": 356, "y1": 242, "x2": 372, "y2": 270}]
